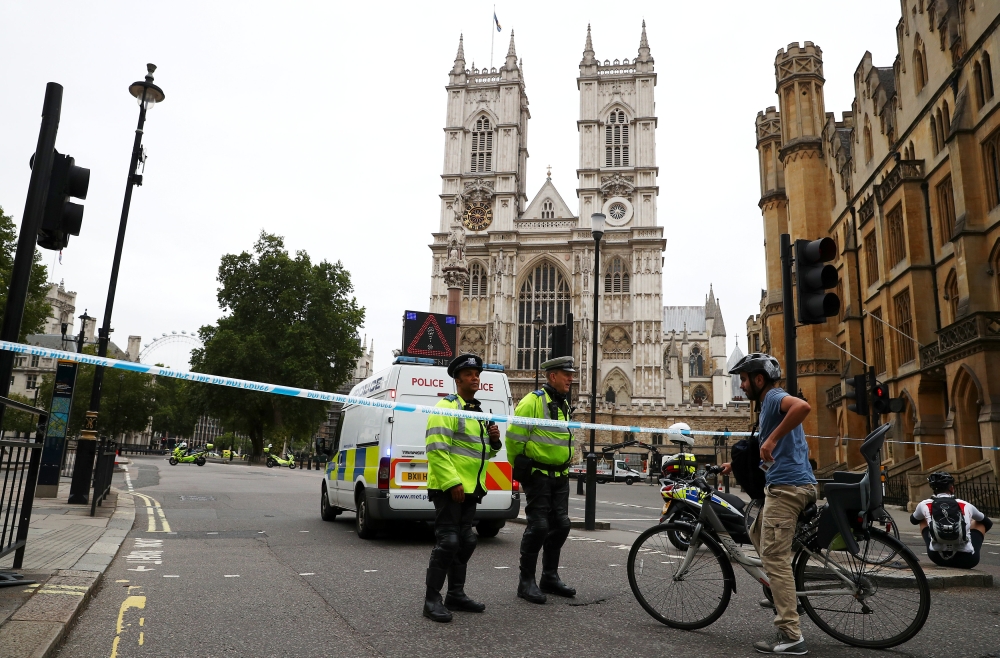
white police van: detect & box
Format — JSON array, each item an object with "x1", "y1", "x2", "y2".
[{"x1": 320, "y1": 356, "x2": 520, "y2": 538}]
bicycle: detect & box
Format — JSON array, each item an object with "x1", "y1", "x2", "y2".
[{"x1": 627, "y1": 424, "x2": 930, "y2": 649}]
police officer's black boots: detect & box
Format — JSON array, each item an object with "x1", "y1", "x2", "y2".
[
  {"x1": 444, "y1": 563, "x2": 486, "y2": 612},
  {"x1": 539, "y1": 550, "x2": 576, "y2": 597},
  {"x1": 423, "y1": 567, "x2": 453, "y2": 622},
  {"x1": 516, "y1": 553, "x2": 547, "y2": 604}
]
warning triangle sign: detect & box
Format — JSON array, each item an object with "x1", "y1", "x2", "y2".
[{"x1": 406, "y1": 314, "x2": 454, "y2": 357}]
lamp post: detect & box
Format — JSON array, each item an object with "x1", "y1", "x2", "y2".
[
  {"x1": 585, "y1": 212, "x2": 605, "y2": 531},
  {"x1": 532, "y1": 313, "x2": 544, "y2": 389},
  {"x1": 69, "y1": 65, "x2": 164, "y2": 505}
]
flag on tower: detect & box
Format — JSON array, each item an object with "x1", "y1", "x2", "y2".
[{"x1": 494, "y1": 12, "x2": 501, "y2": 32}]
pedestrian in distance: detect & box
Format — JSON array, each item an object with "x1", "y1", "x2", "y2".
[
  {"x1": 507, "y1": 355, "x2": 577, "y2": 604},
  {"x1": 911, "y1": 471, "x2": 993, "y2": 569},
  {"x1": 422, "y1": 353, "x2": 502, "y2": 623},
  {"x1": 721, "y1": 353, "x2": 815, "y2": 655}
]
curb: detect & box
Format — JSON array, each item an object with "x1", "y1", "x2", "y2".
[
  {"x1": 0, "y1": 492, "x2": 135, "y2": 657},
  {"x1": 509, "y1": 516, "x2": 611, "y2": 530}
]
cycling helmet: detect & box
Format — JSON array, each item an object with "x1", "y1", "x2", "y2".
[
  {"x1": 927, "y1": 471, "x2": 954, "y2": 491},
  {"x1": 666, "y1": 422, "x2": 694, "y2": 448},
  {"x1": 729, "y1": 352, "x2": 781, "y2": 381},
  {"x1": 178, "y1": 441, "x2": 187, "y2": 449}
]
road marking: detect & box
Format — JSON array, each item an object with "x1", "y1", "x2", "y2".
[
  {"x1": 109, "y1": 594, "x2": 146, "y2": 658},
  {"x1": 123, "y1": 465, "x2": 134, "y2": 493},
  {"x1": 608, "y1": 564, "x2": 620, "y2": 567},
  {"x1": 163, "y1": 575, "x2": 179, "y2": 578},
  {"x1": 224, "y1": 574, "x2": 240, "y2": 578},
  {"x1": 128, "y1": 565, "x2": 155, "y2": 572},
  {"x1": 139, "y1": 631, "x2": 144, "y2": 646},
  {"x1": 299, "y1": 572, "x2": 315, "y2": 576},
  {"x1": 133, "y1": 493, "x2": 171, "y2": 533},
  {"x1": 989, "y1": 551, "x2": 999, "y2": 555},
  {"x1": 300, "y1": 530, "x2": 309, "y2": 533},
  {"x1": 494, "y1": 566, "x2": 510, "y2": 569},
  {"x1": 207, "y1": 532, "x2": 219, "y2": 535},
  {"x1": 364, "y1": 569, "x2": 378, "y2": 573}
]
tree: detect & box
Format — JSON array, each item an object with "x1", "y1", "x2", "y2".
[
  {"x1": 150, "y1": 375, "x2": 201, "y2": 438},
  {"x1": 191, "y1": 232, "x2": 365, "y2": 457},
  {"x1": 1, "y1": 392, "x2": 42, "y2": 435},
  {"x1": 0, "y1": 205, "x2": 51, "y2": 340}
]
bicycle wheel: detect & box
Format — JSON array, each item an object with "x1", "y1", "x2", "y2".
[
  {"x1": 743, "y1": 497, "x2": 763, "y2": 538},
  {"x1": 795, "y1": 528, "x2": 930, "y2": 649},
  {"x1": 859, "y1": 512, "x2": 902, "y2": 565},
  {"x1": 627, "y1": 522, "x2": 733, "y2": 630}
]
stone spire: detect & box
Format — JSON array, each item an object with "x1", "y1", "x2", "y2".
[
  {"x1": 452, "y1": 34, "x2": 466, "y2": 74},
  {"x1": 582, "y1": 23, "x2": 596, "y2": 65},
  {"x1": 505, "y1": 30, "x2": 518, "y2": 70},
  {"x1": 637, "y1": 20, "x2": 652, "y2": 63},
  {"x1": 712, "y1": 298, "x2": 727, "y2": 337},
  {"x1": 706, "y1": 284, "x2": 717, "y2": 316}
]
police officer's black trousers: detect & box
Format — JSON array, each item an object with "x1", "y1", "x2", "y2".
[
  {"x1": 519, "y1": 472, "x2": 571, "y2": 573},
  {"x1": 428, "y1": 495, "x2": 478, "y2": 584}
]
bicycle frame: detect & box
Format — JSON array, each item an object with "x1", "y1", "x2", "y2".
[{"x1": 675, "y1": 493, "x2": 861, "y2": 599}]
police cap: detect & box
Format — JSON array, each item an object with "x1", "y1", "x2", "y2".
[
  {"x1": 541, "y1": 355, "x2": 576, "y2": 373},
  {"x1": 447, "y1": 353, "x2": 484, "y2": 378}
]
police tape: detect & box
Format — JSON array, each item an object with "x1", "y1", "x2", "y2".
[{"x1": 2, "y1": 340, "x2": 998, "y2": 452}]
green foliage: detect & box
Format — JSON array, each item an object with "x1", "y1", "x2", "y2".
[
  {"x1": 1, "y1": 392, "x2": 42, "y2": 434},
  {"x1": 211, "y1": 431, "x2": 240, "y2": 451},
  {"x1": 150, "y1": 375, "x2": 201, "y2": 438},
  {"x1": 36, "y1": 346, "x2": 157, "y2": 439},
  {"x1": 0, "y1": 205, "x2": 51, "y2": 340},
  {"x1": 191, "y1": 232, "x2": 365, "y2": 457}
]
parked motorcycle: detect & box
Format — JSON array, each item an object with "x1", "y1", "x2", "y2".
[
  {"x1": 168, "y1": 442, "x2": 212, "y2": 467},
  {"x1": 264, "y1": 444, "x2": 296, "y2": 469},
  {"x1": 658, "y1": 468, "x2": 749, "y2": 550}
]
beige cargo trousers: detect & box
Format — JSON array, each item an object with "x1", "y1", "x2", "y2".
[{"x1": 749, "y1": 483, "x2": 818, "y2": 640}]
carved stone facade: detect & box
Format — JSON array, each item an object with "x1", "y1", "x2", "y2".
[
  {"x1": 428, "y1": 24, "x2": 744, "y2": 424},
  {"x1": 750, "y1": 3, "x2": 1000, "y2": 498}
]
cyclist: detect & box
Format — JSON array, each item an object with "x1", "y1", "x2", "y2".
[
  {"x1": 721, "y1": 352, "x2": 814, "y2": 655},
  {"x1": 911, "y1": 472, "x2": 992, "y2": 569}
]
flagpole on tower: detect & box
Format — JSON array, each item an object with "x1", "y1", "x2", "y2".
[{"x1": 490, "y1": 5, "x2": 495, "y2": 69}]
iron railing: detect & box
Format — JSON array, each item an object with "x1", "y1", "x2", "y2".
[
  {"x1": 0, "y1": 396, "x2": 46, "y2": 570},
  {"x1": 89, "y1": 438, "x2": 117, "y2": 517},
  {"x1": 882, "y1": 470, "x2": 909, "y2": 507},
  {"x1": 955, "y1": 475, "x2": 1000, "y2": 517}
]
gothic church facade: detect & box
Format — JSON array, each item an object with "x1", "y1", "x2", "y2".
[{"x1": 428, "y1": 25, "x2": 732, "y2": 408}]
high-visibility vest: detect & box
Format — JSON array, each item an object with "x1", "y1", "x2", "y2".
[
  {"x1": 507, "y1": 389, "x2": 574, "y2": 476},
  {"x1": 425, "y1": 395, "x2": 499, "y2": 493}
]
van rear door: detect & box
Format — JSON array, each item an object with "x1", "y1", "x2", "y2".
[
  {"x1": 475, "y1": 371, "x2": 514, "y2": 512},
  {"x1": 388, "y1": 366, "x2": 452, "y2": 511}
]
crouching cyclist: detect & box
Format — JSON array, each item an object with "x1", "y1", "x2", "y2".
[{"x1": 911, "y1": 472, "x2": 993, "y2": 569}]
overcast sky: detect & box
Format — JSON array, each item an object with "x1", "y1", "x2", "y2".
[{"x1": 0, "y1": 1, "x2": 902, "y2": 373}]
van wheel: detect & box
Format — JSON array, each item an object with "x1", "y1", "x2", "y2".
[
  {"x1": 321, "y1": 486, "x2": 340, "y2": 521},
  {"x1": 355, "y1": 493, "x2": 379, "y2": 539},
  {"x1": 625, "y1": 477, "x2": 635, "y2": 486},
  {"x1": 597, "y1": 479, "x2": 606, "y2": 485},
  {"x1": 476, "y1": 520, "x2": 504, "y2": 538}
]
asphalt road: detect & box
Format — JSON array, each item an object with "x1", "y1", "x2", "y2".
[{"x1": 57, "y1": 457, "x2": 1000, "y2": 658}]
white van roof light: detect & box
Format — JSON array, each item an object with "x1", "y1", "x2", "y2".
[
  {"x1": 483, "y1": 363, "x2": 504, "y2": 371},
  {"x1": 393, "y1": 356, "x2": 436, "y2": 365}
]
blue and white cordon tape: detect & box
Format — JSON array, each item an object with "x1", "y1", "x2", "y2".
[{"x1": 1, "y1": 340, "x2": 995, "y2": 451}]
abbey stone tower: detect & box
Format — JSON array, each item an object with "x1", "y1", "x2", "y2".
[{"x1": 428, "y1": 24, "x2": 736, "y2": 411}]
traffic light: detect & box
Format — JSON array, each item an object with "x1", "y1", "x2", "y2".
[
  {"x1": 34, "y1": 150, "x2": 89, "y2": 250},
  {"x1": 845, "y1": 373, "x2": 868, "y2": 416},
  {"x1": 872, "y1": 381, "x2": 905, "y2": 415},
  {"x1": 795, "y1": 237, "x2": 840, "y2": 324}
]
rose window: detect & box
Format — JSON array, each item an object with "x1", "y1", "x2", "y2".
[{"x1": 609, "y1": 202, "x2": 627, "y2": 221}]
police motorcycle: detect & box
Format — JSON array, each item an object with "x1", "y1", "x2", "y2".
[
  {"x1": 264, "y1": 444, "x2": 296, "y2": 469},
  {"x1": 168, "y1": 442, "x2": 212, "y2": 467}
]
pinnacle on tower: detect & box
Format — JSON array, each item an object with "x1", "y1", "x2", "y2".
[
  {"x1": 452, "y1": 34, "x2": 466, "y2": 74},
  {"x1": 505, "y1": 29, "x2": 518, "y2": 71},
  {"x1": 637, "y1": 20, "x2": 652, "y2": 63},
  {"x1": 582, "y1": 23, "x2": 596, "y2": 65}
]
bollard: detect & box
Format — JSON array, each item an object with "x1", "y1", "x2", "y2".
[{"x1": 576, "y1": 474, "x2": 584, "y2": 495}]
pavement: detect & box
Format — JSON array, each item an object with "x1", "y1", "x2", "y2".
[
  {"x1": 32, "y1": 455, "x2": 996, "y2": 658},
  {"x1": 0, "y1": 478, "x2": 135, "y2": 658}
]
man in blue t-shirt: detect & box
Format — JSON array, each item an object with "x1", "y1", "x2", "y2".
[{"x1": 722, "y1": 353, "x2": 816, "y2": 655}]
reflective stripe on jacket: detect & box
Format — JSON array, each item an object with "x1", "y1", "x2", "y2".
[
  {"x1": 425, "y1": 395, "x2": 500, "y2": 492},
  {"x1": 506, "y1": 389, "x2": 573, "y2": 476}
]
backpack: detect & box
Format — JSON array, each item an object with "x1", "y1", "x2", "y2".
[
  {"x1": 929, "y1": 496, "x2": 967, "y2": 549},
  {"x1": 730, "y1": 427, "x2": 766, "y2": 500}
]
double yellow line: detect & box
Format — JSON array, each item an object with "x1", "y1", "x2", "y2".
[{"x1": 132, "y1": 493, "x2": 171, "y2": 533}]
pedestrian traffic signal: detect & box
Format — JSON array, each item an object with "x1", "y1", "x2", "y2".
[
  {"x1": 845, "y1": 373, "x2": 868, "y2": 416},
  {"x1": 872, "y1": 381, "x2": 904, "y2": 415},
  {"x1": 35, "y1": 150, "x2": 89, "y2": 251},
  {"x1": 795, "y1": 237, "x2": 840, "y2": 324}
]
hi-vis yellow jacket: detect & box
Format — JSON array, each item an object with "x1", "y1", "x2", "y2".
[
  {"x1": 507, "y1": 389, "x2": 574, "y2": 476},
  {"x1": 425, "y1": 395, "x2": 499, "y2": 493}
]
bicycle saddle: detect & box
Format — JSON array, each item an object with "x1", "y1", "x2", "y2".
[{"x1": 820, "y1": 423, "x2": 890, "y2": 554}]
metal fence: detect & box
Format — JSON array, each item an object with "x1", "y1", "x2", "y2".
[
  {"x1": 89, "y1": 438, "x2": 117, "y2": 516},
  {"x1": 955, "y1": 476, "x2": 1000, "y2": 517},
  {"x1": 0, "y1": 439, "x2": 42, "y2": 567},
  {"x1": 118, "y1": 445, "x2": 164, "y2": 456},
  {"x1": 883, "y1": 471, "x2": 909, "y2": 507}
]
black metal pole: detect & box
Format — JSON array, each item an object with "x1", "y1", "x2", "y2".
[
  {"x1": 534, "y1": 327, "x2": 541, "y2": 389},
  {"x1": 585, "y1": 235, "x2": 601, "y2": 531},
  {"x1": 780, "y1": 234, "x2": 797, "y2": 397},
  {"x1": 0, "y1": 84, "x2": 62, "y2": 428},
  {"x1": 69, "y1": 84, "x2": 149, "y2": 504}
]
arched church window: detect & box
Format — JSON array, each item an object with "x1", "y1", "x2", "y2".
[
  {"x1": 602, "y1": 326, "x2": 632, "y2": 360},
  {"x1": 984, "y1": 52, "x2": 995, "y2": 100},
  {"x1": 913, "y1": 35, "x2": 928, "y2": 93},
  {"x1": 471, "y1": 116, "x2": 493, "y2": 173},
  {"x1": 603, "y1": 257, "x2": 630, "y2": 294},
  {"x1": 516, "y1": 261, "x2": 571, "y2": 370},
  {"x1": 944, "y1": 268, "x2": 959, "y2": 323},
  {"x1": 463, "y1": 262, "x2": 487, "y2": 298},
  {"x1": 863, "y1": 115, "x2": 873, "y2": 163},
  {"x1": 605, "y1": 110, "x2": 630, "y2": 167},
  {"x1": 689, "y1": 346, "x2": 704, "y2": 377},
  {"x1": 541, "y1": 199, "x2": 554, "y2": 219},
  {"x1": 692, "y1": 386, "x2": 708, "y2": 405}
]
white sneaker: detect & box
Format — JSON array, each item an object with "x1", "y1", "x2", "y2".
[{"x1": 754, "y1": 630, "x2": 807, "y2": 654}]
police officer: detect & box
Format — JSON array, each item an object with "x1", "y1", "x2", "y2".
[
  {"x1": 507, "y1": 355, "x2": 577, "y2": 604},
  {"x1": 423, "y1": 353, "x2": 502, "y2": 623}
]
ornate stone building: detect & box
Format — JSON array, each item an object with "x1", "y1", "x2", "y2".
[
  {"x1": 427, "y1": 24, "x2": 736, "y2": 412},
  {"x1": 750, "y1": 2, "x2": 1000, "y2": 501}
]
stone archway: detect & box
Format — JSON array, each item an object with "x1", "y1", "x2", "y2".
[
  {"x1": 603, "y1": 368, "x2": 632, "y2": 406},
  {"x1": 951, "y1": 366, "x2": 984, "y2": 468}
]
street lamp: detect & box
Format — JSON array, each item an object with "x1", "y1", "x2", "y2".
[
  {"x1": 69, "y1": 64, "x2": 164, "y2": 505},
  {"x1": 75, "y1": 310, "x2": 94, "y2": 353},
  {"x1": 532, "y1": 313, "x2": 544, "y2": 389},
  {"x1": 585, "y1": 212, "x2": 605, "y2": 531}
]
